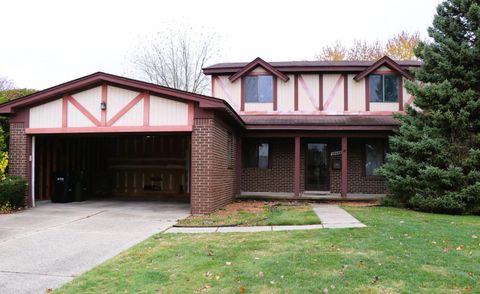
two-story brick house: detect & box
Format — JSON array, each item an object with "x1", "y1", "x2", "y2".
[{"x1": 0, "y1": 56, "x2": 421, "y2": 214}]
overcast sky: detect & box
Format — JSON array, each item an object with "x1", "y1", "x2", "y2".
[{"x1": 1, "y1": 0, "x2": 441, "y2": 90}]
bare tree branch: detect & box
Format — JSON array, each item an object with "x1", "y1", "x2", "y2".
[
  {"x1": 131, "y1": 25, "x2": 220, "y2": 94},
  {"x1": 0, "y1": 75, "x2": 13, "y2": 91}
]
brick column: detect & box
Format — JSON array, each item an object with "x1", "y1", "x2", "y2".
[
  {"x1": 190, "y1": 117, "x2": 236, "y2": 214},
  {"x1": 8, "y1": 122, "x2": 31, "y2": 206}
]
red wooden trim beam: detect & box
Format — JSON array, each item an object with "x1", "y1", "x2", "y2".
[
  {"x1": 62, "y1": 95, "x2": 68, "y2": 128},
  {"x1": 294, "y1": 75, "x2": 299, "y2": 111},
  {"x1": 341, "y1": 136, "x2": 348, "y2": 197},
  {"x1": 294, "y1": 136, "x2": 301, "y2": 197},
  {"x1": 240, "y1": 77, "x2": 245, "y2": 111},
  {"x1": 365, "y1": 76, "x2": 370, "y2": 111},
  {"x1": 101, "y1": 83, "x2": 107, "y2": 126},
  {"x1": 398, "y1": 77, "x2": 404, "y2": 111},
  {"x1": 143, "y1": 91, "x2": 150, "y2": 126},
  {"x1": 25, "y1": 125, "x2": 193, "y2": 134},
  {"x1": 343, "y1": 74, "x2": 348, "y2": 111},
  {"x1": 273, "y1": 76, "x2": 278, "y2": 111},
  {"x1": 319, "y1": 74, "x2": 323, "y2": 111},
  {"x1": 67, "y1": 95, "x2": 101, "y2": 126},
  {"x1": 188, "y1": 101, "x2": 194, "y2": 126}
]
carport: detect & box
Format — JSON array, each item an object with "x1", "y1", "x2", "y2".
[{"x1": 34, "y1": 133, "x2": 191, "y2": 202}]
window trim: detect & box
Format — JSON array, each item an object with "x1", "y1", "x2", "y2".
[
  {"x1": 362, "y1": 139, "x2": 387, "y2": 178},
  {"x1": 241, "y1": 74, "x2": 277, "y2": 111}
]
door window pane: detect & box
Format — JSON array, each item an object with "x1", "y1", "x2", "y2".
[{"x1": 258, "y1": 143, "x2": 269, "y2": 169}]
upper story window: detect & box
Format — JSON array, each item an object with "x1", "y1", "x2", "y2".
[
  {"x1": 244, "y1": 76, "x2": 273, "y2": 103},
  {"x1": 369, "y1": 74, "x2": 399, "y2": 102}
]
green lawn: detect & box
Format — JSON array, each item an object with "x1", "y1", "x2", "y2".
[
  {"x1": 176, "y1": 202, "x2": 320, "y2": 226},
  {"x1": 56, "y1": 207, "x2": 479, "y2": 293}
]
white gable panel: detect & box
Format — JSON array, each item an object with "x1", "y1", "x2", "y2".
[
  {"x1": 71, "y1": 86, "x2": 101, "y2": 121},
  {"x1": 30, "y1": 99, "x2": 62, "y2": 128},
  {"x1": 68, "y1": 103, "x2": 96, "y2": 127},
  {"x1": 113, "y1": 100, "x2": 144, "y2": 126},
  {"x1": 107, "y1": 86, "x2": 141, "y2": 121},
  {"x1": 150, "y1": 96, "x2": 188, "y2": 126}
]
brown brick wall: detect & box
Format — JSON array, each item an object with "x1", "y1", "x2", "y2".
[
  {"x1": 190, "y1": 117, "x2": 237, "y2": 214},
  {"x1": 241, "y1": 138, "x2": 386, "y2": 194},
  {"x1": 241, "y1": 138, "x2": 294, "y2": 192}
]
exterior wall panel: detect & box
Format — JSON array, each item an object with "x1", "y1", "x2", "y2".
[
  {"x1": 30, "y1": 99, "x2": 62, "y2": 128},
  {"x1": 71, "y1": 86, "x2": 102, "y2": 121},
  {"x1": 150, "y1": 96, "x2": 188, "y2": 126},
  {"x1": 370, "y1": 102, "x2": 399, "y2": 111},
  {"x1": 322, "y1": 74, "x2": 344, "y2": 112},
  {"x1": 348, "y1": 75, "x2": 365, "y2": 111},
  {"x1": 298, "y1": 74, "x2": 319, "y2": 111},
  {"x1": 106, "y1": 86, "x2": 141, "y2": 122},
  {"x1": 277, "y1": 74, "x2": 295, "y2": 111}
]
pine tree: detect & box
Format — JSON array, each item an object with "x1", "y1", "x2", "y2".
[{"x1": 379, "y1": 0, "x2": 480, "y2": 214}]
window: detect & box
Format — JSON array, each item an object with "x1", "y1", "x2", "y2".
[
  {"x1": 227, "y1": 132, "x2": 233, "y2": 168},
  {"x1": 365, "y1": 140, "x2": 386, "y2": 176},
  {"x1": 244, "y1": 76, "x2": 273, "y2": 103},
  {"x1": 369, "y1": 74, "x2": 399, "y2": 102},
  {"x1": 244, "y1": 141, "x2": 270, "y2": 169}
]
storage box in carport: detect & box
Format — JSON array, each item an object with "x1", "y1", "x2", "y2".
[{"x1": 52, "y1": 172, "x2": 77, "y2": 203}]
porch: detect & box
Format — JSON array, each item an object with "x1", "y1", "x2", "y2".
[{"x1": 237, "y1": 132, "x2": 389, "y2": 199}]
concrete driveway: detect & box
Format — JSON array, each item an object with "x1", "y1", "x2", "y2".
[{"x1": 0, "y1": 200, "x2": 190, "y2": 294}]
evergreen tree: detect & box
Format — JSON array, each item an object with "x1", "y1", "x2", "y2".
[{"x1": 379, "y1": 0, "x2": 480, "y2": 214}]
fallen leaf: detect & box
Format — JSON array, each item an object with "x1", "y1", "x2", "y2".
[
  {"x1": 200, "y1": 284, "x2": 212, "y2": 292},
  {"x1": 468, "y1": 272, "x2": 474, "y2": 277},
  {"x1": 443, "y1": 248, "x2": 449, "y2": 253},
  {"x1": 46, "y1": 289, "x2": 53, "y2": 293},
  {"x1": 239, "y1": 287, "x2": 246, "y2": 293},
  {"x1": 432, "y1": 240, "x2": 437, "y2": 244},
  {"x1": 270, "y1": 281, "x2": 275, "y2": 284},
  {"x1": 257, "y1": 271, "x2": 264, "y2": 278},
  {"x1": 323, "y1": 288, "x2": 329, "y2": 294},
  {"x1": 225, "y1": 262, "x2": 232, "y2": 266},
  {"x1": 456, "y1": 246, "x2": 464, "y2": 251},
  {"x1": 205, "y1": 271, "x2": 213, "y2": 279},
  {"x1": 472, "y1": 235, "x2": 478, "y2": 239},
  {"x1": 207, "y1": 250, "x2": 214, "y2": 256},
  {"x1": 215, "y1": 275, "x2": 220, "y2": 280},
  {"x1": 464, "y1": 286, "x2": 472, "y2": 292},
  {"x1": 372, "y1": 276, "x2": 379, "y2": 284},
  {"x1": 338, "y1": 271, "x2": 345, "y2": 276}
]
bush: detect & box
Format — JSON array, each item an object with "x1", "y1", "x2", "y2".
[{"x1": 0, "y1": 176, "x2": 27, "y2": 208}]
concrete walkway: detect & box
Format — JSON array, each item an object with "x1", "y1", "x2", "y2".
[{"x1": 165, "y1": 204, "x2": 365, "y2": 234}]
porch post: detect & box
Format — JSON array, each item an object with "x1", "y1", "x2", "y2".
[
  {"x1": 294, "y1": 136, "x2": 301, "y2": 197},
  {"x1": 341, "y1": 136, "x2": 348, "y2": 197}
]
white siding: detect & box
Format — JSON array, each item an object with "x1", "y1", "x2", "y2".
[
  {"x1": 30, "y1": 99, "x2": 62, "y2": 128},
  {"x1": 244, "y1": 102, "x2": 273, "y2": 112},
  {"x1": 349, "y1": 75, "x2": 365, "y2": 112},
  {"x1": 68, "y1": 103, "x2": 96, "y2": 127},
  {"x1": 214, "y1": 75, "x2": 241, "y2": 111},
  {"x1": 150, "y1": 95, "x2": 188, "y2": 126},
  {"x1": 277, "y1": 74, "x2": 294, "y2": 111},
  {"x1": 370, "y1": 102, "x2": 399, "y2": 111}
]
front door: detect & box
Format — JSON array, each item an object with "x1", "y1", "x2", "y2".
[{"x1": 305, "y1": 143, "x2": 329, "y2": 191}]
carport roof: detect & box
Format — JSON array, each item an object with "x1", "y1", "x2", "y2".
[{"x1": 0, "y1": 72, "x2": 244, "y2": 126}]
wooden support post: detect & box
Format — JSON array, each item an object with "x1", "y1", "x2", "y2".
[
  {"x1": 341, "y1": 136, "x2": 348, "y2": 197},
  {"x1": 294, "y1": 136, "x2": 301, "y2": 197}
]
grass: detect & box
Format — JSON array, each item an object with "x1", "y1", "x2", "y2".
[
  {"x1": 55, "y1": 207, "x2": 480, "y2": 293},
  {"x1": 176, "y1": 201, "x2": 321, "y2": 226}
]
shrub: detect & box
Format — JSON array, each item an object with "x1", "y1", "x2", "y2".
[{"x1": 0, "y1": 176, "x2": 27, "y2": 208}]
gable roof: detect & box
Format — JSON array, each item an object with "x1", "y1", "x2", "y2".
[
  {"x1": 228, "y1": 57, "x2": 290, "y2": 82},
  {"x1": 204, "y1": 59, "x2": 422, "y2": 75},
  {"x1": 0, "y1": 72, "x2": 244, "y2": 126},
  {"x1": 353, "y1": 55, "x2": 415, "y2": 81}
]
